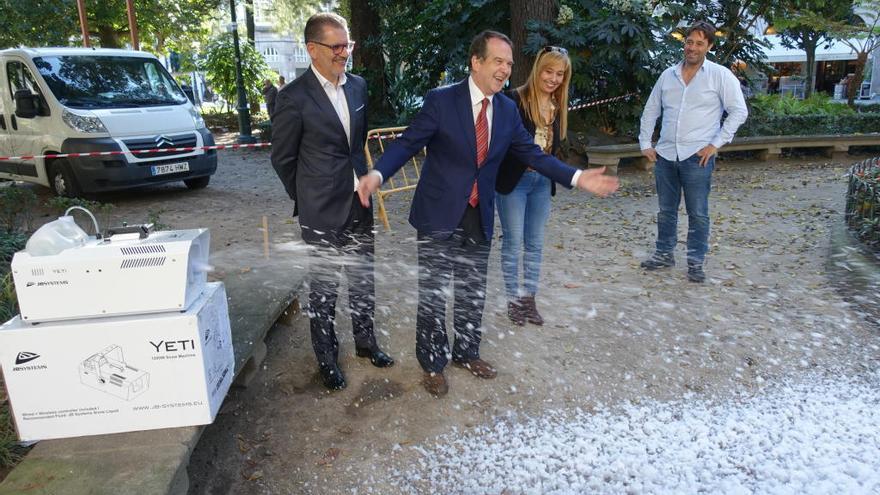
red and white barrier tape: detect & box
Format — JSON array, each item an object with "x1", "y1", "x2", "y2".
[
  {"x1": 568, "y1": 92, "x2": 637, "y2": 112},
  {"x1": 0, "y1": 93, "x2": 638, "y2": 161},
  {"x1": 0, "y1": 142, "x2": 271, "y2": 162}
]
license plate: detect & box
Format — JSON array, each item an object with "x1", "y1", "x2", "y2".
[{"x1": 151, "y1": 162, "x2": 189, "y2": 176}]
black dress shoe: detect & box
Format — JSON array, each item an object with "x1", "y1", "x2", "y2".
[
  {"x1": 356, "y1": 347, "x2": 395, "y2": 368},
  {"x1": 641, "y1": 252, "x2": 675, "y2": 270},
  {"x1": 319, "y1": 364, "x2": 346, "y2": 390}
]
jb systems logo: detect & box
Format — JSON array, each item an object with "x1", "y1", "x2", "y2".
[
  {"x1": 13, "y1": 351, "x2": 47, "y2": 371},
  {"x1": 25, "y1": 280, "x2": 69, "y2": 288},
  {"x1": 15, "y1": 351, "x2": 39, "y2": 365}
]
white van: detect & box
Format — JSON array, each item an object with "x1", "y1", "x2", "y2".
[{"x1": 0, "y1": 48, "x2": 217, "y2": 197}]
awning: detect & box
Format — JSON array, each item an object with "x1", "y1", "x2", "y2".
[{"x1": 762, "y1": 34, "x2": 858, "y2": 63}]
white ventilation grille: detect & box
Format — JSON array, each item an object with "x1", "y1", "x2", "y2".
[
  {"x1": 31, "y1": 268, "x2": 45, "y2": 276},
  {"x1": 120, "y1": 257, "x2": 166, "y2": 269},
  {"x1": 120, "y1": 245, "x2": 166, "y2": 255}
]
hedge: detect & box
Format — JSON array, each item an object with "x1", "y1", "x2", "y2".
[{"x1": 737, "y1": 113, "x2": 880, "y2": 138}]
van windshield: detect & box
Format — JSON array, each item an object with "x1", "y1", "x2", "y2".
[{"x1": 32, "y1": 55, "x2": 188, "y2": 109}]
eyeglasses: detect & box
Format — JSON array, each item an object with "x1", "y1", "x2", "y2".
[
  {"x1": 309, "y1": 40, "x2": 356, "y2": 55},
  {"x1": 542, "y1": 46, "x2": 569, "y2": 56}
]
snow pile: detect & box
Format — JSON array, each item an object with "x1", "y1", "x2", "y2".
[{"x1": 393, "y1": 374, "x2": 880, "y2": 494}]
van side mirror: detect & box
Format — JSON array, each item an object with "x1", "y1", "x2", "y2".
[{"x1": 14, "y1": 89, "x2": 40, "y2": 119}]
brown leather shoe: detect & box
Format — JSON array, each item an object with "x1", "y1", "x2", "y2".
[
  {"x1": 519, "y1": 295, "x2": 544, "y2": 326},
  {"x1": 422, "y1": 372, "x2": 448, "y2": 397},
  {"x1": 453, "y1": 358, "x2": 497, "y2": 379},
  {"x1": 507, "y1": 301, "x2": 525, "y2": 326}
]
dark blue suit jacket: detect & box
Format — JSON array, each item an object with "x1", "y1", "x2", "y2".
[{"x1": 374, "y1": 79, "x2": 577, "y2": 240}]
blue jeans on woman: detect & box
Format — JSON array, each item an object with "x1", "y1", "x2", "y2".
[
  {"x1": 496, "y1": 171, "x2": 553, "y2": 300},
  {"x1": 653, "y1": 153, "x2": 714, "y2": 266}
]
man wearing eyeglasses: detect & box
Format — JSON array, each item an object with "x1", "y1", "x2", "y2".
[
  {"x1": 357, "y1": 31, "x2": 618, "y2": 397},
  {"x1": 271, "y1": 12, "x2": 393, "y2": 391},
  {"x1": 639, "y1": 21, "x2": 748, "y2": 283}
]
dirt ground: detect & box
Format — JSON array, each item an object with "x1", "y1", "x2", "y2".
[{"x1": 24, "y1": 144, "x2": 878, "y2": 494}]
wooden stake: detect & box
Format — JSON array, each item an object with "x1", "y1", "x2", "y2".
[
  {"x1": 126, "y1": 0, "x2": 140, "y2": 50},
  {"x1": 76, "y1": 0, "x2": 90, "y2": 47},
  {"x1": 262, "y1": 215, "x2": 269, "y2": 259}
]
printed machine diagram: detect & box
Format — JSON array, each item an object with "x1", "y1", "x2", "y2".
[{"x1": 79, "y1": 345, "x2": 150, "y2": 401}]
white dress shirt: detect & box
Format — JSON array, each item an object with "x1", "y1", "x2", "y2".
[
  {"x1": 311, "y1": 65, "x2": 358, "y2": 190},
  {"x1": 468, "y1": 76, "x2": 493, "y2": 148},
  {"x1": 639, "y1": 59, "x2": 748, "y2": 162}
]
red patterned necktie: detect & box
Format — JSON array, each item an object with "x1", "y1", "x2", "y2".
[{"x1": 469, "y1": 98, "x2": 489, "y2": 207}]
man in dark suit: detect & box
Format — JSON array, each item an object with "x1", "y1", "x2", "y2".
[
  {"x1": 358, "y1": 31, "x2": 618, "y2": 397},
  {"x1": 271, "y1": 12, "x2": 393, "y2": 391}
]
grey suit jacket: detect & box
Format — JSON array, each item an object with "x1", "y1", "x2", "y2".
[{"x1": 270, "y1": 68, "x2": 369, "y2": 244}]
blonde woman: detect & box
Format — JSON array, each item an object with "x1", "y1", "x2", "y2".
[{"x1": 496, "y1": 46, "x2": 571, "y2": 326}]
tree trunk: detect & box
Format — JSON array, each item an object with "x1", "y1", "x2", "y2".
[
  {"x1": 349, "y1": 0, "x2": 387, "y2": 122},
  {"x1": 244, "y1": 0, "x2": 255, "y2": 46},
  {"x1": 509, "y1": 0, "x2": 557, "y2": 87},
  {"x1": 803, "y1": 36, "x2": 817, "y2": 99},
  {"x1": 847, "y1": 51, "x2": 868, "y2": 106},
  {"x1": 97, "y1": 25, "x2": 121, "y2": 48}
]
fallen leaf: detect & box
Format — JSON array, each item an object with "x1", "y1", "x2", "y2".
[{"x1": 317, "y1": 447, "x2": 341, "y2": 466}]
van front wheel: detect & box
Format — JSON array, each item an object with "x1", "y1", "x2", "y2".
[
  {"x1": 49, "y1": 159, "x2": 82, "y2": 198},
  {"x1": 183, "y1": 176, "x2": 210, "y2": 190}
]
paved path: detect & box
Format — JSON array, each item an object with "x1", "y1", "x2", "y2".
[{"x1": 187, "y1": 153, "x2": 880, "y2": 494}]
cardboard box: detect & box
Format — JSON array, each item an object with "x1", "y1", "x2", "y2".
[{"x1": 0, "y1": 282, "x2": 233, "y2": 441}]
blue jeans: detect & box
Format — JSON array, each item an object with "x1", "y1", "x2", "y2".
[
  {"x1": 496, "y1": 171, "x2": 552, "y2": 300},
  {"x1": 654, "y1": 153, "x2": 714, "y2": 265}
]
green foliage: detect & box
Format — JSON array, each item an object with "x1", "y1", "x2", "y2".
[
  {"x1": 660, "y1": 0, "x2": 774, "y2": 76},
  {"x1": 0, "y1": 186, "x2": 37, "y2": 234},
  {"x1": 202, "y1": 33, "x2": 274, "y2": 114},
  {"x1": 0, "y1": 0, "x2": 76, "y2": 49},
  {"x1": 373, "y1": 0, "x2": 507, "y2": 123},
  {"x1": 750, "y1": 93, "x2": 856, "y2": 116},
  {"x1": 858, "y1": 103, "x2": 880, "y2": 113},
  {"x1": 525, "y1": 0, "x2": 677, "y2": 135},
  {"x1": 737, "y1": 112, "x2": 880, "y2": 136},
  {"x1": 147, "y1": 209, "x2": 171, "y2": 231},
  {"x1": 847, "y1": 162, "x2": 880, "y2": 249},
  {"x1": 202, "y1": 106, "x2": 268, "y2": 132},
  {"x1": 766, "y1": 1, "x2": 854, "y2": 98},
  {"x1": 0, "y1": 215, "x2": 28, "y2": 469},
  {"x1": 0, "y1": 231, "x2": 27, "y2": 269},
  {"x1": 0, "y1": 0, "x2": 220, "y2": 51},
  {"x1": 0, "y1": 272, "x2": 17, "y2": 323},
  {"x1": 799, "y1": 0, "x2": 880, "y2": 104},
  {"x1": 1, "y1": 371, "x2": 26, "y2": 469}
]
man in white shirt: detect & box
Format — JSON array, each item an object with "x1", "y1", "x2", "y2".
[
  {"x1": 270, "y1": 12, "x2": 393, "y2": 391},
  {"x1": 639, "y1": 20, "x2": 748, "y2": 283}
]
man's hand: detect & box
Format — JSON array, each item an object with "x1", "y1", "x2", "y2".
[
  {"x1": 356, "y1": 173, "x2": 382, "y2": 207},
  {"x1": 696, "y1": 144, "x2": 717, "y2": 167},
  {"x1": 576, "y1": 167, "x2": 619, "y2": 198},
  {"x1": 641, "y1": 148, "x2": 657, "y2": 162}
]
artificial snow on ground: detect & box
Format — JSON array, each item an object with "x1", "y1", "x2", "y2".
[{"x1": 387, "y1": 372, "x2": 880, "y2": 494}]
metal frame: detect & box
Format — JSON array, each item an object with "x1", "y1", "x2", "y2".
[{"x1": 364, "y1": 126, "x2": 425, "y2": 231}]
